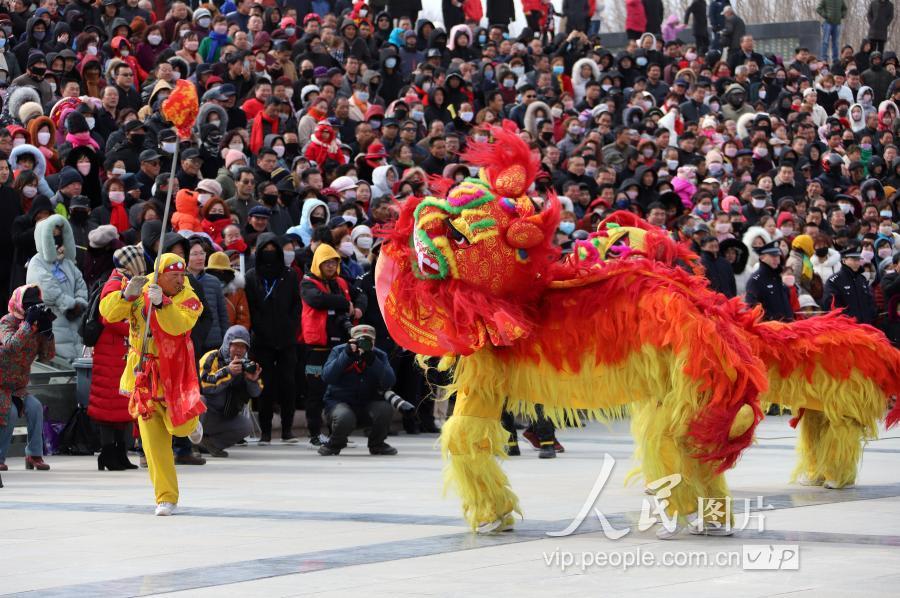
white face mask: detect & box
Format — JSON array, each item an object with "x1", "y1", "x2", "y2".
[
  {"x1": 148, "y1": 34, "x2": 162, "y2": 46},
  {"x1": 343, "y1": 214, "x2": 358, "y2": 226},
  {"x1": 85, "y1": 117, "x2": 95, "y2": 130},
  {"x1": 666, "y1": 159, "x2": 679, "y2": 171},
  {"x1": 273, "y1": 145, "x2": 285, "y2": 157},
  {"x1": 120, "y1": 49, "x2": 130, "y2": 58},
  {"x1": 23, "y1": 185, "x2": 37, "y2": 198},
  {"x1": 37, "y1": 131, "x2": 51, "y2": 145},
  {"x1": 460, "y1": 111, "x2": 474, "y2": 122},
  {"x1": 13, "y1": 138, "x2": 25, "y2": 147},
  {"x1": 839, "y1": 203, "x2": 852, "y2": 214},
  {"x1": 879, "y1": 247, "x2": 893, "y2": 259},
  {"x1": 198, "y1": 193, "x2": 211, "y2": 205},
  {"x1": 880, "y1": 226, "x2": 894, "y2": 236},
  {"x1": 108, "y1": 190, "x2": 125, "y2": 203},
  {"x1": 198, "y1": 17, "x2": 211, "y2": 29},
  {"x1": 283, "y1": 249, "x2": 295, "y2": 266},
  {"x1": 229, "y1": 142, "x2": 244, "y2": 152},
  {"x1": 752, "y1": 198, "x2": 767, "y2": 209},
  {"x1": 111, "y1": 167, "x2": 127, "y2": 176},
  {"x1": 87, "y1": 45, "x2": 98, "y2": 56},
  {"x1": 162, "y1": 141, "x2": 177, "y2": 154},
  {"x1": 356, "y1": 235, "x2": 373, "y2": 250},
  {"x1": 338, "y1": 241, "x2": 355, "y2": 257}
]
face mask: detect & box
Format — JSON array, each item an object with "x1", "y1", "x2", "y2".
[
  {"x1": 229, "y1": 142, "x2": 244, "y2": 152},
  {"x1": 666, "y1": 159, "x2": 679, "y2": 170},
  {"x1": 273, "y1": 145, "x2": 285, "y2": 157},
  {"x1": 715, "y1": 222, "x2": 731, "y2": 233},
  {"x1": 385, "y1": 57, "x2": 397, "y2": 69},
  {"x1": 473, "y1": 134, "x2": 488, "y2": 143},
  {"x1": 685, "y1": 52, "x2": 697, "y2": 61},
  {"x1": 108, "y1": 190, "x2": 125, "y2": 203},
  {"x1": 23, "y1": 185, "x2": 38, "y2": 198},
  {"x1": 708, "y1": 163, "x2": 723, "y2": 176},
  {"x1": 262, "y1": 194, "x2": 278, "y2": 205},
  {"x1": 198, "y1": 17, "x2": 211, "y2": 28},
  {"x1": 626, "y1": 190, "x2": 638, "y2": 200},
  {"x1": 839, "y1": 203, "x2": 852, "y2": 214},
  {"x1": 13, "y1": 138, "x2": 25, "y2": 147},
  {"x1": 724, "y1": 147, "x2": 737, "y2": 158},
  {"x1": 87, "y1": 45, "x2": 98, "y2": 55},
  {"x1": 880, "y1": 210, "x2": 893, "y2": 219},
  {"x1": 780, "y1": 226, "x2": 794, "y2": 237},
  {"x1": 879, "y1": 247, "x2": 893, "y2": 259},
  {"x1": 111, "y1": 167, "x2": 127, "y2": 176},
  {"x1": 282, "y1": 249, "x2": 295, "y2": 267},
  {"x1": 162, "y1": 142, "x2": 177, "y2": 154},
  {"x1": 755, "y1": 147, "x2": 768, "y2": 157},
  {"x1": 310, "y1": 215, "x2": 326, "y2": 226},
  {"x1": 709, "y1": 102, "x2": 720, "y2": 112},
  {"x1": 0, "y1": 38, "x2": 6, "y2": 49},
  {"x1": 636, "y1": 56, "x2": 648, "y2": 67},
  {"x1": 148, "y1": 34, "x2": 162, "y2": 46},
  {"x1": 37, "y1": 131, "x2": 51, "y2": 145},
  {"x1": 860, "y1": 249, "x2": 875, "y2": 263},
  {"x1": 338, "y1": 241, "x2": 355, "y2": 257},
  {"x1": 551, "y1": 107, "x2": 563, "y2": 119},
  {"x1": 196, "y1": 193, "x2": 211, "y2": 205},
  {"x1": 410, "y1": 109, "x2": 425, "y2": 122},
  {"x1": 356, "y1": 90, "x2": 369, "y2": 102},
  {"x1": 33, "y1": 30, "x2": 46, "y2": 41},
  {"x1": 357, "y1": 235, "x2": 373, "y2": 250},
  {"x1": 460, "y1": 111, "x2": 474, "y2": 122},
  {"x1": 503, "y1": 79, "x2": 515, "y2": 89},
  {"x1": 85, "y1": 117, "x2": 95, "y2": 130},
  {"x1": 185, "y1": 41, "x2": 199, "y2": 52},
  {"x1": 696, "y1": 203, "x2": 712, "y2": 213},
  {"x1": 30, "y1": 65, "x2": 46, "y2": 79},
  {"x1": 77, "y1": 162, "x2": 91, "y2": 175},
  {"x1": 782, "y1": 275, "x2": 796, "y2": 287},
  {"x1": 863, "y1": 271, "x2": 875, "y2": 282},
  {"x1": 512, "y1": 66, "x2": 525, "y2": 76},
  {"x1": 120, "y1": 49, "x2": 130, "y2": 58},
  {"x1": 370, "y1": 119, "x2": 381, "y2": 129},
  {"x1": 552, "y1": 65, "x2": 564, "y2": 75},
  {"x1": 752, "y1": 198, "x2": 767, "y2": 209},
  {"x1": 559, "y1": 221, "x2": 575, "y2": 235},
  {"x1": 815, "y1": 246, "x2": 829, "y2": 258},
  {"x1": 880, "y1": 226, "x2": 894, "y2": 236}
]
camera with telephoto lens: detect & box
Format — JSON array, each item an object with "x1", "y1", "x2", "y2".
[
  {"x1": 355, "y1": 336, "x2": 374, "y2": 352},
  {"x1": 240, "y1": 359, "x2": 258, "y2": 374},
  {"x1": 383, "y1": 390, "x2": 414, "y2": 412}
]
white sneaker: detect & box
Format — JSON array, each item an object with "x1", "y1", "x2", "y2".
[
  {"x1": 688, "y1": 519, "x2": 734, "y2": 536},
  {"x1": 154, "y1": 502, "x2": 177, "y2": 516},
  {"x1": 797, "y1": 475, "x2": 825, "y2": 486},
  {"x1": 644, "y1": 486, "x2": 658, "y2": 495},
  {"x1": 655, "y1": 523, "x2": 682, "y2": 539},
  {"x1": 476, "y1": 518, "x2": 503, "y2": 534},
  {"x1": 824, "y1": 480, "x2": 854, "y2": 489},
  {"x1": 188, "y1": 421, "x2": 203, "y2": 445}
]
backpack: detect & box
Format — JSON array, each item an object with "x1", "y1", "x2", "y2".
[
  {"x1": 57, "y1": 406, "x2": 100, "y2": 455},
  {"x1": 79, "y1": 280, "x2": 106, "y2": 347}
]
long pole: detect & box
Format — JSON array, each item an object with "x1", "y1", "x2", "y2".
[{"x1": 137, "y1": 141, "x2": 180, "y2": 371}]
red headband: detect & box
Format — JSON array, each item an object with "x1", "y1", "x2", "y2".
[{"x1": 162, "y1": 260, "x2": 186, "y2": 273}]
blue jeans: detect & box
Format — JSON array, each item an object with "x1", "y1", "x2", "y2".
[
  {"x1": 0, "y1": 395, "x2": 44, "y2": 461},
  {"x1": 821, "y1": 23, "x2": 840, "y2": 63},
  {"x1": 588, "y1": 20, "x2": 602, "y2": 38}
]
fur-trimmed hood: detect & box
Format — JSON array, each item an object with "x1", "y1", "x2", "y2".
[
  {"x1": 195, "y1": 102, "x2": 228, "y2": 136},
  {"x1": 523, "y1": 101, "x2": 552, "y2": 136},
  {"x1": 5, "y1": 86, "x2": 41, "y2": 123},
  {"x1": 34, "y1": 213, "x2": 76, "y2": 262}
]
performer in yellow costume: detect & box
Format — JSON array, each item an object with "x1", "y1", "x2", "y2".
[{"x1": 100, "y1": 253, "x2": 206, "y2": 516}]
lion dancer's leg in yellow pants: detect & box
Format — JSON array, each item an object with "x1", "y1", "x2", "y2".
[
  {"x1": 792, "y1": 410, "x2": 864, "y2": 489},
  {"x1": 138, "y1": 403, "x2": 200, "y2": 506},
  {"x1": 440, "y1": 391, "x2": 521, "y2": 533}
]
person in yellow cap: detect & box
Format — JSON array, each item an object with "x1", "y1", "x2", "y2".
[{"x1": 99, "y1": 253, "x2": 206, "y2": 516}]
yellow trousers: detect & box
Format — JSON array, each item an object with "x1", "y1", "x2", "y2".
[{"x1": 137, "y1": 403, "x2": 198, "y2": 505}]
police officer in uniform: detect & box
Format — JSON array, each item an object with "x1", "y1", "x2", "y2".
[
  {"x1": 820, "y1": 246, "x2": 877, "y2": 324},
  {"x1": 745, "y1": 240, "x2": 794, "y2": 322}
]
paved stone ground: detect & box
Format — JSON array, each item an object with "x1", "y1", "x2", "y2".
[{"x1": 1, "y1": 415, "x2": 899, "y2": 597}]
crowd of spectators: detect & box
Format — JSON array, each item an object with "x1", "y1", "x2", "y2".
[{"x1": 0, "y1": 0, "x2": 898, "y2": 470}]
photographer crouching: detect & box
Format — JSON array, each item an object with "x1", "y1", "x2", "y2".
[
  {"x1": 198, "y1": 326, "x2": 262, "y2": 457},
  {"x1": 318, "y1": 325, "x2": 398, "y2": 456}
]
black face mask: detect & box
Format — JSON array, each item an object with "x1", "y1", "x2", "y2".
[
  {"x1": 262, "y1": 193, "x2": 279, "y2": 205},
  {"x1": 541, "y1": 132, "x2": 553, "y2": 142},
  {"x1": 256, "y1": 249, "x2": 282, "y2": 279},
  {"x1": 53, "y1": 233, "x2": 64, "y2": 247},
  {"x1": 206, "y1": 212, "x2": 227, "y2": 222},
  {"x1": 70, "y1": 210, "x2": 89, "y2": 224},
  {"x1": 30, "y1": 66, "x2": 46, "y2": 79},
  {"x1": 310, "y1": 215, "x2": 326, "y2": 226},
  {"x1": 301, "y1": 68, "x2": 314, "y2": 80},
  {"x1": 284, "y1": 142, "x2": 299, "y2": 157},
  {"x1": 815, "y1": 246, "x2": 829, "y2": 257},
  {"x1": 131, "y1": 133, "x2": 146, "y2": 147}
]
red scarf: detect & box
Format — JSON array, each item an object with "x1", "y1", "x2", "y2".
[
  {"x1": 249, "y1": 111, "x2": 279, "y2": 155},
  {"x1": 110, "y1": 201, "x2": 129, "y2": 233}
]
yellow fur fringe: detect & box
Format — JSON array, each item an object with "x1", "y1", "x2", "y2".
[{"x1": 440, "y1": 415, "x2": 522, "y2": 530}]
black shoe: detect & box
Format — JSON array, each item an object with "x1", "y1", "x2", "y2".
[
  {"x1": 308, "y1": 434, "x2": 323, "y2": 447},
  {"x1": 175, "y1": 453, "x2": 207, "y2": 465},
  {"x1": 368, "y1": 443, "x2": 398, "y2": 455},
  {"x1": 116, "y1": 443, "x2": 138, "y2": 469},
  {"x1": 98, "y1": 445, "x2": 126, "y2": 471},
  {"x1": 506, "y1": 443, "x2": 521, "y2": 457},
  {"x1": 200, "y1": 438, "x2": 229, "y2": 458},
  {"x1": 418, "y1": 420, "x2": 441, "y2": 434},
  {"x1": 318, "y1": 443, "x2": 342, "y2": 456},
  {"x1": 538, "y1": 445, "x2": 557, "y2": 459},
  {"x1": 402, "y1": 416, "x2": 419, "y2": 434}
]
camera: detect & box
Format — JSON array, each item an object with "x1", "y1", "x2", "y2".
[
  {"x1": 355, "y1": 336, "x2": 374, "y2": 352},
  {"x1": 240, "y1": 359, "x2": 258, "y2": 374},
  {"x1": 383, "y1": 390, "x2": 414, "y2": 412}
]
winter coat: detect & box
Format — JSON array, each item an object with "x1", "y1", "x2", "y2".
[
  {"x1": 745, "y1": 261, "x2": 794, "y2": 322},
  {"x1": 643, "y1": 0, "x2": 664, "y2": 34},
  {"x1": 821, "y1": 265, "x2": 877, "y2": 324},
  {"x1": 867, "y1": 0, "x2": 895, "y2": 40},
  {"x1": 0, "y1": 308, "x2": 54, "y2": 428},
  {"x1": 223, "y1": 273, "x2": 251, "y2": 331},
  {"x1": 322, "y1": 343, "x2": 395, "y2": 412},
  {"x1": 194, "y1": 272, "x2": 230, "y2": 353},
  {"x1": 625, "y1": 0, "x2": 647, "y2": 32},
  {"x1": 387, "y1": 0, "x2": 422, "y2": 19},
  {"x1": 171, "y1": 190, "x2": 203, "y2": 233},
  {"x1": 199, "y1": 325, "x2": 263, "y2": 416},
  {"x1": 701, "y1": 250, "x2": 737, "y2": 298},
  {"x1": 9, "y1": 144, "x2": 53, "y2": 199},
  {"x1": 881, "y1": 270, "x2": 900, "y2": 347},
  {"x1": 87, "y1": 270, "x2": 132, "y2": 424},
  {"x1": 301, "y1": 244, "x2": 353, "y2": 347},
  {"x1": 816, "y1": 0, "x2": 847, "y2": 24},
  {"x1": 25, "y1": 214, "x2": 89, "y2": 363},
  {"x1": 245, "y1": 233, "x2": 301, "y2": 351}
]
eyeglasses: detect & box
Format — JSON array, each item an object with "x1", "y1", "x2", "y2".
[{"x1": 402, "y1": 128, "x2": 416, "y2": 133}]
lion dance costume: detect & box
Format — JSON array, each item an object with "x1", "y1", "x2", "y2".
[
  {"x1": 100, "y1": 253, "x2": 205, "y2": 507},
  {"x1": 376, "y1": 126, "x2": 900, "y2": 532}
]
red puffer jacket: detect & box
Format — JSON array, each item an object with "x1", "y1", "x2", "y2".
[{"x1": 87, "y1": 271, "x2": 133, "y2": 424}]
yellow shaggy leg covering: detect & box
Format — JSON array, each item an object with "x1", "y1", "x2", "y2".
[
  {"x1": 792, "y1": 410, "x2": 864, "y2": 488},
  {"x1": 440, "y1": 415, "x2": 521, "y2": 530}
]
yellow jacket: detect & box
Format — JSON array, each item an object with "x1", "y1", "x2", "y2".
[{"x1": 99, "y1": 255, "x2": 203, "y2": 397}]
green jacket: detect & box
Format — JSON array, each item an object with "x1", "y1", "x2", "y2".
[{"x1": 816, "y1": 0, "x2": 847, "y2": 24}]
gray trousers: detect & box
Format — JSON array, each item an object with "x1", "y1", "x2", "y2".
[
  {"x1": 200, "y1": 410, "x2": 252, "y2": 451},
  {"x1": 326, "y1": 401, "x2": 393, "y2": 448}
]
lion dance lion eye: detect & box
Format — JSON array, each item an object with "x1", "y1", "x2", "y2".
[{"x1": 445, "y1": 218, "x2": 470, "y2": 247}]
